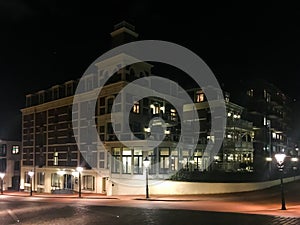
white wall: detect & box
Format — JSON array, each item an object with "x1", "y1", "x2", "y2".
[{"x1": 110, "y1": 176, "x2": 300, "y2": 195}]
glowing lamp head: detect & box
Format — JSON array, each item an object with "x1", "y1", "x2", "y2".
[
  {"x1": 28, "y1": 171, "x2": 34, "y2": 177},
  {"x1": 76, "y1": 167, "x2": 83, "y2": 173},
  {"x1": 275, "y1": 153, "x2": 286, "y2": 165},
  {"x1": 0, "y1": 172, "x2": 5, "y2": 179},
  {"x1": 143, "y1": 157, "x2": 150, "y2": 168}
]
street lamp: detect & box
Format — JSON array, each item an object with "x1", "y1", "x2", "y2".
[
  {"x1": 143, "y1": 157, "x2": 150, "y2": 199},
  {"x1": 76, "y1": 167, "x2": 83, "y2": 198},
  {"x1": 0, "y1": 172, "x2": 5, "y2": 195},
  {"x1": 275, "y1": 153, "x2": 286, "y2": 210},
  {"x1": 28, "y1": 171, "x2": 34, "y2": 196}
]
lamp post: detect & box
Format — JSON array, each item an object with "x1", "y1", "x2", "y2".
[
  {"x1": 76, "y1": 167, "x2": 83, "y2": 198},
  {"x1": 0, "y1": 172, "x2": 5, "y2": 195},
  {"x1": 28, "y1": 171, "x2": 34, "y2": 196},
  {"x1": 275, "y1": 153, "x2": 286, "y2": 210},
  {"x1": 143, "y1": 157, "x2": 150, "y2": 199}
]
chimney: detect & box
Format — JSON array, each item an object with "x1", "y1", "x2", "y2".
[{"x1": 110, "y1": 21, "x2": 139, "y2": 48}]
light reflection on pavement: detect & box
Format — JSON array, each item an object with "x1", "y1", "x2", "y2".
[{"x1": 1, "y1": 180, "x2": 300, "y2": 224}]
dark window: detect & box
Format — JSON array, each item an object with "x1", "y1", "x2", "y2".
[
  {"x1": 66, "y1": 83, "x2": 73, "y2": 96},
  {"x1": 0, "y1": 144, "x2": 7, "y2": 156},
  {"x1": 0, "y1": 159, "x2": 7, "y2": 172},
  {"x1": 107, "y1": 98, "x2": 114, "y2": 113},
  {"x1": 99, "y1": 97, "x2": 105, "y2": 106},
  {"x1": 14, "y1": 161, "x2": 20, "y2": 170}
]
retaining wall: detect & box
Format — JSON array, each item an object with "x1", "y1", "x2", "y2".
[{"x1": 110, "y1": 176, "x2": 300, "y2": 195}]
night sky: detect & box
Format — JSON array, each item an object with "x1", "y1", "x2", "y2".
[{"x1": 1, "y1": 1, "x2": 300, "y2": 140}]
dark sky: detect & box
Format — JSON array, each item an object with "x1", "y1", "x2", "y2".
[{"x1": 1, "y1": 1, "x2": 300, "y2": 140}]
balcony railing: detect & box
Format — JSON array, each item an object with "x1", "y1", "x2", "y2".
[{"x1": 227, "y1": 119, "x2": 253, "y2": 130}]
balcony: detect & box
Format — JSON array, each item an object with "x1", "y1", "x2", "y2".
[
  {"x1": 223, "y1": 140, "x2": 253, "y2": 149},
  {"x1": 108, "y1": 132, "x2": 180, "y2": 142},
  {"x1": 227, "y1": 119, "x2": 253, "y2": 130}
]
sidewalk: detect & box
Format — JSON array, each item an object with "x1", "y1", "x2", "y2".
[
  {"x1": 2, "y1": 191, "x2": 300, "y2": 218},
  {"x1": 3, "y1": 190, "x2": 119, "y2": 199}
]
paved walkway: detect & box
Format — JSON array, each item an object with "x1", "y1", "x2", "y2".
[
  {"x1": 3, "y1": 180, "x2": 300, "y2": 219},
  {"x1": 2, "y1": 191, "x2": 300, "y2": 219},
  {"x1": 3, "y1": 190, "x2": 117, "y2": 199}
]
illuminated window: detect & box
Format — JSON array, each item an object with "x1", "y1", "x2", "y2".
[
  {"x1": 154, "y1": 105, "x2": 160, "y2": 114},
  {"x1": 112, "y1": 148, "x2": 121, "y2": 173},
  {"x1": 159, "y1": 148, "x2": 170, "y2": 174},
  {"x1": 264, "y1": 90, "x2": 271, "y2": 102},
  {"x1": 170, "y1": 109, "x2": 176, "y2": 121},
  {"x1": 272, "y1": 132, "x2": 276, "y2": 139},
  {"x1": 83, "y1": 175, "x2": 95, "y2": 190},
  {"x1": 51, "y1": 173, "x2": 60, "y2": 188},
  {"x1": 147, "y1": 150, "x2": 155, "y2": 174},
  {"x1": 54, "y1": 152, "x2": 58, "y2": 165},
  {"x1": 150, "y1": 103, "x2": 160, "y2": 114},
  {"x1": 196, "y1": 91, "x2": 205, "y2": 102},
  {"x1": 133, "y1": 101, "x2": 140, "y2": 113},
  {"x1": 247, "y1": 89, "x2": 254, "y2": 97},
  {"x1": 37, "y1": 172, "x2": 45, "y2": 185},
  {"x1": 24, "y1": 172, "x2": 30, "y2": 183},
  {"x1": 228, "y1": 154, "x2": 234, "y2": 161},
  {"x1": 133, "y1": 149, "x2": 143, "y2": 174},
  {"x1": 122, "y1": 149, "x2": 132, "y2": 174},
  {"x1": 263, "y1": 117, "x2": 267, "y2": 126},
  {"x1": 171, "y1": 150, "x2": 178, "y2": 171},
  {"x1": 12, "y1": 145, "x2": 19, "y2": 154}
]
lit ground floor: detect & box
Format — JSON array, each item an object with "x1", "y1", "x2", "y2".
[
  {"x1": 20, "y1": 166, "x2": 111, "y2": 195},
  {"x1": 19, "y1": 141, "x2": 254, "y2": 195},
  {"x1": 1, "y1": 158, "x2": 20, "y2": 191},
  {"x1": 20, "y1": 163, "x2": 300, "y2": 196}
]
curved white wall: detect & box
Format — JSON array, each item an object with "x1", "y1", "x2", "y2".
[{"x1": 110, "y1": 176, "x2": 300, "y2": 195}]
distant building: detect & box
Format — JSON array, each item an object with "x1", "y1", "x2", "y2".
[
  {"x1": 236, "y1": 79, "x2": 296, "y2": 175},
  {"x1": 0, "y1": 140, "x2": 21, "y2": 191},
  {"x1": 184, "y1": 88, "x2": 254, "y2": 172}
]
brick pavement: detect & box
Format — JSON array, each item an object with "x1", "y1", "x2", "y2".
[
  {"x1": 3, "y1": 191, "x2": 300, "y2": 219},
  {"x1": 2, "y1": 191, "x2": 300, "y2": 225}
]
